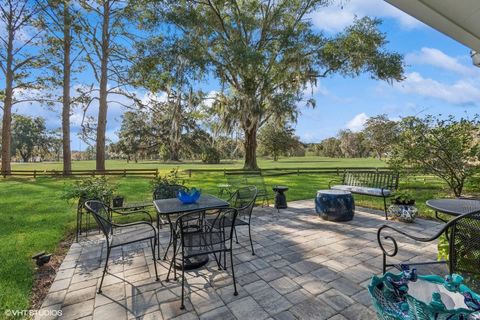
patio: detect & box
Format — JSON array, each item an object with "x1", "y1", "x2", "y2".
[{"x1": 36, "y1": 200, "x2": 444, "y2": 320}]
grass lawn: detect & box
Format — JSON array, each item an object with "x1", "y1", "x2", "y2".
[{"x1": 0, "y1": 156, "x2": 463, "y2": 315}]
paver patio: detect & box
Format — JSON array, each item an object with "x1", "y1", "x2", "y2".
[{"x1": 36, "y1": 200, "x2": 445, "y2": 320}]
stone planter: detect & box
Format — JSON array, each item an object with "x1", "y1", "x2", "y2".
[{"x1": 388, "y1": 204, "x2": 418, "y2": 223}]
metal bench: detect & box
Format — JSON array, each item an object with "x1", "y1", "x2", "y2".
[{"x1": 329, "y1": 170, "x2": 399, "y2": 219}]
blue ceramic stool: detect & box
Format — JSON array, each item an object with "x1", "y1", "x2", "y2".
[{"x1": 315, "y1": 189, "x2": 355, "y2": 221}]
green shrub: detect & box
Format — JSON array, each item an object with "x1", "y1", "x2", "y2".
[
  {"x1": 201, "y1": 146, "x2": 220, "y2": 164},
  {"x1": 62, "y1": 176, "x2": 117, "y2": 205}
]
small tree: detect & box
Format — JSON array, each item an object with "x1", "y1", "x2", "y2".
[
  {"x1": 258, "y1": 122, "x2": 299, "y2": 161},
  {"x1": 11, "y1": 114, "x2": 49, "y2": 162},
  {"x1": 364, "y1": 114, "x2": 398, "y2": 159},
  {"x1": 389, "y1": 115, "x2": 480, "y2": 197}
]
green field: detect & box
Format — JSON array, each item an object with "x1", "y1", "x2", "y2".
[{"x1": 0, "y1": 156, "x2": 460, "y2": 315}]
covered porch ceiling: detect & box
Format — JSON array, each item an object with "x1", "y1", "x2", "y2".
[{"x1": 385, "y1": 0, "x2": 480, "y2": 52}]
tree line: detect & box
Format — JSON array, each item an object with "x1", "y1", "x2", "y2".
[{"x1": 1, "y1": 0, "x2": 404, "y2": 173}]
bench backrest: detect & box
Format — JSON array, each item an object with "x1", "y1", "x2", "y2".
[{"x1": 342, "y1": 171, "x2": 399, "y2": 190}]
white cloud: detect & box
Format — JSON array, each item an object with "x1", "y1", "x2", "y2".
[
  {"x1": 406, "y1": 48, "x2": 479, "y2": 76},
  {"x1": 394, "y1": 72, "x2": 480, "y2": 106},
  {"x1": 346, "y1": 113, "x2": 368, "y2": 131},
  {"x1": 310, "y1": 0, "x2": 422, "y2": 33}
]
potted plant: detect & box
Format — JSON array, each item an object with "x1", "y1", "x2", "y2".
[
  {"x1": 112, "y1": 195, "x2": 124, "y2": 208},
  {"x1": 63, "y1": 176, "x2": 117, "y2": 208},
  {"x1": 388, "y1": 190, "x2": 418, "y2": 223}
]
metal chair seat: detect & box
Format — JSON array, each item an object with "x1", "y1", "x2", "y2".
[
  {"x1": 181, "y1": 231, "x2": 227, "y2": 257},
  {"x1": 110, "y1": 224, "x2": 156, "y2": 247}
]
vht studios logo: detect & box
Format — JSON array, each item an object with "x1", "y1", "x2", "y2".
[{"x1": 4, "y1": 309, "x2": 63, "y2": 318}]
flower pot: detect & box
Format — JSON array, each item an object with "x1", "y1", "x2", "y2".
[{"x1": 388, "y1": 204, "x2": 418, "y2": 223}]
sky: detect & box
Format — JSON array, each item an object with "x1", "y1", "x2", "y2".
[{"x1": 9, "y1": 0, "x2": 480, "y2": 150}]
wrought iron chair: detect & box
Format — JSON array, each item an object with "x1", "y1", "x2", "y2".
[
  {"x1": 166, "y1": 207, "x2": 239, "y2": 309},
  {"x1": 153, "y1": 184, "x2": 188, "y2": 260},
  {"x1": 209, "y1": 186, "x2": 258, "y2": 255},
  {"x1": 377, "y1": 209, "x2": 480, "y2": 280},
  {"x1": 84, "y1": 200, "x2": 159, "y2": 294}
]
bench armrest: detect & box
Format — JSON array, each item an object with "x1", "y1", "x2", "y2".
[{"x1": 328, "y1": 177, "x2": 342, "y2": 189}]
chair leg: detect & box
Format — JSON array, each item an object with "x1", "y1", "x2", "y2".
[
  {"x1": 234, "y1": 227, "x2": 239, "y2": 244},
  {"x1": 164, "y1": 231, "x2": 173, "y2": 261},
  {"x1": 151, "y1": 238, "x2": 159, "y2": 281},
  {"x1": 156, "y1": 218, "x2": 161, "y2": 259},
  {"x1": 166, "y1": 239, "x2": 177, "y2": 281},
  {"x1": 230, "y1": 249, "x2": 238, "y2": 296},
  {"x1": 383, "y1": 197, "x2": 388, "y2": 220},
  {"x1": 180, "y1": 251, "x2": 185, "y2": 310},
  {"x1": 248, "y1": 224, "x2": 255, "y2": 256},
  {"x1": 98, "y1": 246, "x2": 111, "y2": 294}
]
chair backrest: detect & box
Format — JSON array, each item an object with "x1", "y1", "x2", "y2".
[
  {"x1": 231, "y1": 186, "x2": 258, "y2": 220},
  {"x1": 449, "y1": 211, "x2": 480, "y2": 278},
  {"x1": 84, "y1": 200, "x2": 112, "y2": 238},
  {"x1": 343, "y1": 171, "x2": 399, "y2": 190},
  {"x1": 225, "y1": 173, "x2": 247, "y2": 188},
  {"x1": 244, "y1": 175, "x2": 268, "y2": 197},
  {"x1": 176, "y1": 208, "x2": 239, "y2": 248},
  {"x1": 153, "y1": 184, "x2": 187, "y2": 200}
]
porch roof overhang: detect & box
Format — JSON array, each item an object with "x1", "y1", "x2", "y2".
[{"x1": 384, "y1": 0, "x2": 480, "y2": 52}]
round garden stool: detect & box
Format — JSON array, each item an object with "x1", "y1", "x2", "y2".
[
  {"x1": 315, "y1": 189, "x2": 355, "y2": 221},
  {"x1": 272, "y1": 186, "x2": 289, "y2": 210}
]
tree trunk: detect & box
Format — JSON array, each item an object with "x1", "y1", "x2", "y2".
[
  {"x1": 1, "y1": 26, "x2": 14, "y2": 176},
  {"x1": 62, "y1": 3, "x2": 72, "y2": 175},
  {"x1": 96, "y1": 0, "x2": 110, "y2": 171},
  {"x1": 169, "y1": 97, "x2": 181, "y2": 162},
  {"x1": 243, "y1": 124, "x2": 259, "y2": 170}
]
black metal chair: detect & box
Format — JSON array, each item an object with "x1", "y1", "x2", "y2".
[
  {"x1": 227, "y1": 186, "x2": 258, "y2": 255},
  {"x1": 84, "y1": 200, "x2": 159, "y2": 294},
  {"x1": 166, "y1": 207, "x2": 239, "y2": 309},
  {"x1": 153, "y1": 184, "x2": 188, "y2": 260},
  {"x1": 377, "y1": 209, "x2": 480, "y2": 281}
]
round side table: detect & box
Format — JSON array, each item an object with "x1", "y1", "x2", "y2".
[
  {"x1": 272, "y1": 186, "x2": 289, "y2": 210},
  {"x1": 315, "y1": 189, "x2": 355, "y2": 221}
]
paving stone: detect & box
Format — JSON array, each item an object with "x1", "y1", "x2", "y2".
[
  {"x1": 340, "y1": 303, "x2": 377, "y2": 320},
  {"x1": 190, "y1": 287, "x2": 224, "y2": 314},
  {"x1": 159, "y1": 299, "x2": 194, "y2": 319},
  {"x1": 255, "y1": 267, "x2": 284, "y2": 282},
  {"x1": 92, "y1": 301, "x2": 127, "y2": 320},
  {"x1": 289, "y1": 297, "x2": 336, "y2": 320},
  {"x1": 311, "y1": 267, "x2": 341, "y2": 282},
  {"x1": 126, "y1": 290, "x2": 159, "y2": 318},
  {"x1": 60, "y1": 299, "x2": 95, "y2": 320},
  {"x1": 251, "y1": 287, "x2": 292, "y2": 315},
  {"x1": 199, "y1": 306, "x2": 235, "y2": 320},
  {"x1": 42, "y1": 290, "x2": 67, "y2": 308},
  {"x1": 94, "y1": 282, "x2": 126, "y2": 307},
  {"x1": 227, "y1": 296, "x2": 269, "y2": 320},
  {"x1": 272, "y1": 311, "x2": 297, "y2": 320},
  {"x1": 171, "y1": 311, "x2": 198, "y2": 320},
  {"x1": 318, "y1": 288, "x2": 355, "y2": 312},
  {"x1": 50, "y1": 279, "x2": 71, "y2": 293},
  {"x1": 64, "y1": 286, "x2": 96, "y2": 306},
  {"x1": 302, "y1": 279, "x2": 330, "y2": 295},
  {"x1": 328, "y1": 314, "x2": 349, "y2": 320},
  {"x1": 284, "y1": 288, "x2": 314, "y2": 304},
  {"x1": 269, "y1": 276, "x2": 300, "y2": 295},
  {"x1": 329, "y1": 277, "x2": 364, "y2": 296}
]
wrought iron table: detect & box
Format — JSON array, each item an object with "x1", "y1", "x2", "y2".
[
  {"x1": 153, "y1": 194, "x2": 229, "y2": 269},
  {"x1": 426, "y1": 199, "x2": 480, "y2": 222}
]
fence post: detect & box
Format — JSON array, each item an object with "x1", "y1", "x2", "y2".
[
  {"x1": 124, "y1": 169, "x2": 127, "y2": 177},
  {"x1": 34, "y1": 170, "x2": 37, "y2": 178},
  {"x1": 155, "y1": 168, "x2": 159, "y2": 177}
]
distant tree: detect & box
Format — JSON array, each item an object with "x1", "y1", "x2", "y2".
[
  {"x1": 11, "y1": 115, "x2": 49, "y2": 162},
  {"x1": 320, "y1": 137, "x2": 342, "y2": 158},
  {"x1": 389, "y1": 115, "x2": 480, "y2": 197},
  {"x1": 151, "y1": 2, "x2": 404, "y2": 169},
  {"x1": 1, "y1": 0, "x2": 47, "y2": 173},
  {"x1": 258, "y1": 122, "x2": 299, "y2": 161},
  {"x1": 338, "y1": 130, "x2": 370, "y2": 158},
  {"x1": 116, "y1": 111, "x2": 150, "y2": 163},
  {"x1": 364, "y1": 114, "x2": 398, "y2": 159}
]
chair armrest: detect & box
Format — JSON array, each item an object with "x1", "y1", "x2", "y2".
[
  {"x1": 328, "y1": 178, "x2": 342, "y2": 189},
  {"x1": 112, "y1": 221, "x2": 157, "y2": 235},
  {"x1": 110, "y1": 208, "x2": 153, "y2": 223}
]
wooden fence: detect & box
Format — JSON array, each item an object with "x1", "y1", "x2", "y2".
[
  {"x1": 184, "y1": 167, "x2": 394, "y2": 177},
  {"x1": 1, "y1": 168, "x2": 159, "y2": 178}
]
